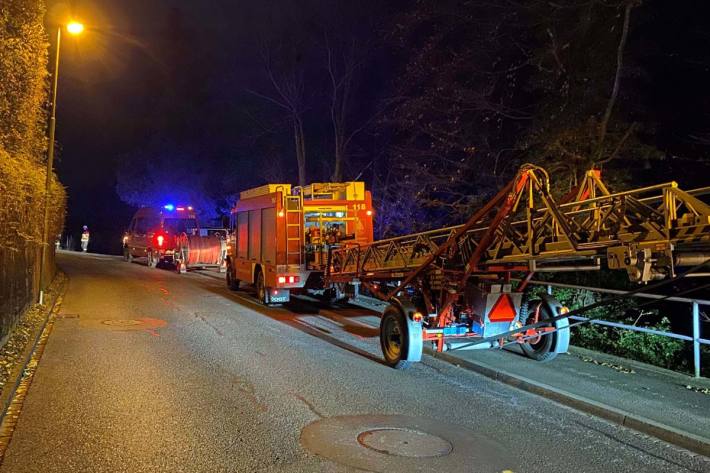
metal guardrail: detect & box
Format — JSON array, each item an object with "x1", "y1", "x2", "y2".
[{"x1": 528, "y1": 280, "x2": 709, "y2": 378}]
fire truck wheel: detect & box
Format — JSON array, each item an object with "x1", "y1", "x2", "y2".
[
  {"x1": 520, "y1": 300, "x2": 558, "y2": 362},
  {"x1": 256, "y1": 270, "x2": 270, "y2": 305},
  {"x1": 380, "y1": 305, "x2": 416, "y2": 369},
  {"x1": 226, "y1": 266, "x2": 240, "y2": 290},
  {"x1": 123, "y1": 247, "x2": 133, "y2": 263}
]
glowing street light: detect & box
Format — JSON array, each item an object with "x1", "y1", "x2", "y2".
[
  {"x1": 39, "y1": 19, "x2": 85, "y2": 303},
  {"x1": 66, "y1": 21, "x2": 85, "y2": 35}
]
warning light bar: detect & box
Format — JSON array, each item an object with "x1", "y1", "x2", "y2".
[{"x1": 164, "y1": 204, "x2": 175, "y2": 211}]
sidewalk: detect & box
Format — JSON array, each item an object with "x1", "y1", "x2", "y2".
[{"x1": 431, "y1": 344, "x2": 710, "y2": 456}]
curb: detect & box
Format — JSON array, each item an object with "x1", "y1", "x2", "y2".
[{"x1": 427, "y1": 349, "x2": 710, "y2": 457}]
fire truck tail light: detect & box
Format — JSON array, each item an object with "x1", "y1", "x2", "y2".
[
  {"x1": 157, "y1": 235, "x2": 165, "y2": 247},
  {"x1": 278, "y1": 275, "x2": 300, "y2": 285},
  {"x1": 278, "y1": 210, "x2": 285, "y2": 217},
  {"x1": 366, "y1": 210, "x2": 373, "y2": 216}
]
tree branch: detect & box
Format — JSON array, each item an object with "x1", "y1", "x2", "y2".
[{"x1": 594, "y1": 1, "x2": 635, "y2": 162}]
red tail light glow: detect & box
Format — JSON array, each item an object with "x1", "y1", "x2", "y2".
[
  {"x1": 277, "y1": 275, "x2": 300, "y2": 285},
  {"x1": 157, "y1": 235, "x2": 165, "y2": 247}
]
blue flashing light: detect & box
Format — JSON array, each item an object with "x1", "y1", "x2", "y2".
[{"x1": 164, "y1": 204, "x2": 175, "y2": 211}]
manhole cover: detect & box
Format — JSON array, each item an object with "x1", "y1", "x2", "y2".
[
  {"x1": 82, "y1": 317, "x2": 168, "y2": 333},
  {"x1": 102, "y1": 319, "x2": 143, "y2": 327},
  {"x1": 357, "y1": 428, "x2": 452, "y2": 458},
  {"x1": 301, "y1": 415, "x2": 516, "y2": 473}
]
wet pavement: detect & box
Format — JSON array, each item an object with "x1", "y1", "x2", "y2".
[{"x1": 1, "y1": 251, "x2": 708, "y2": 472}]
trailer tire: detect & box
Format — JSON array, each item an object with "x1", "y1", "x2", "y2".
[
  {"x1": 521, "y1": 300, "x2": 558, "y2": 362},
  {"x1": 379, "y1": 304, "x2": 423, "y2": 369}
]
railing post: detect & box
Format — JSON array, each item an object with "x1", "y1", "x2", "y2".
[
  {"x1": 693, "y1": 302, "x2": 700, "y2": 378},
  {"x1": 547, "y1": 285, "x2": 553, "y2": 296}
]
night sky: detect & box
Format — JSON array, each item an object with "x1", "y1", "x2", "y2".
[{"x1": 51, "y1": 1, "x2": 710, "y2": 254}]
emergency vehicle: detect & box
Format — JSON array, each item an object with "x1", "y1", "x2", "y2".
[
  {"x1": 225, "y1": 182, "x2": 374, "y2": 303},
  {"x1": 123, "y1": 205, "x2": 227, "y2": 273}
]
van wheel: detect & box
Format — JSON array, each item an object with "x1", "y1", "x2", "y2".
[
  {"x1": 123, "y1": 247, "x2": 133, "y2": 263},
  {"x1": 147, "y1": 251, "x2": 158, "y2": 268},
  {"x1": 256, "y1": 270, "x2": 270, "y2": 305}
]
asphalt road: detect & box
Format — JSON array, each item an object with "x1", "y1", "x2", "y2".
[{"x1": 1, "y1": 251, "x2": 708, "y2": 473}]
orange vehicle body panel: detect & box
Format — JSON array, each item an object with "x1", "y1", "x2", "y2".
[{"x1": 227, "y1": 183, "x2": 374, "y2": 294}]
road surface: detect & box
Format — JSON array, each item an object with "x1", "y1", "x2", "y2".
[{"x1": 0, "y1": 251, "x2": 708, "y2": 473}]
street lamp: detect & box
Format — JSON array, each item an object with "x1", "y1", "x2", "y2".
[{"x1": 39, "y1": 21, "x2": 84, "y2": 304}]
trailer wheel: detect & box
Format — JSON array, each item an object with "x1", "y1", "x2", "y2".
[
  {"x1": 521, "y1": 300, "x2": 558, "y2": 362},
  {"x1": 380, "y1": 305, "x2": 422, "y2": 369},
  {"x1": 226, "y1": 264, "x2": 240, "y2": 290},
  {"x1": 255, "y1": 270, "x2": 270, "y2": 305},
  {"x1": 123, "y1": 247, "x2": 133, "y2": 263}
]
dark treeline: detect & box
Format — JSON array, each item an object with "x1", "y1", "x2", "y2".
[{"x1": 55, "y1": 0, "x2": 710, "y2": 251}]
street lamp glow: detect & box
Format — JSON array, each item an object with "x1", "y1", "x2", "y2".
[{"x1": 66, "y1": 22, "x2": 84, "y2": 35}]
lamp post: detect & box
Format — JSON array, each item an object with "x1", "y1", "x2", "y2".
[{"x1": 39, "y1": 21, "x2": 84, "y2": 304}]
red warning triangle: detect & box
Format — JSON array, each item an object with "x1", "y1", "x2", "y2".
[{"x1": 488, "y1": 294, "x2": 517, "y2": 322}]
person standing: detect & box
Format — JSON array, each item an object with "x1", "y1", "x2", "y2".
[{"x1": 80, "y1": 225, "x2": 90, "y2": 252}]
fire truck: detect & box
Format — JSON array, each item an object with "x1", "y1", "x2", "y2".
[
  {"x1": 225, "y1": 182, "x2": 374, "y2": 303},
  {"x1": 123, "y1": 205, "x2": 227, "y2": 273},
  {"x1": 228, "y1": 166, "x2": 710, "y2": 369}
]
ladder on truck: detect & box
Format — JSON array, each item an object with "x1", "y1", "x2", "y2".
[{"x1": 284, "y1": 194, "x2": 304, "y2": 267}]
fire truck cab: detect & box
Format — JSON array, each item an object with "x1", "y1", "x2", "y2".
[{"x1": 226, "y1": 182, "x2": 374, "y2": 304}]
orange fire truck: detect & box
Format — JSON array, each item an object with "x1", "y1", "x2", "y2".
[{"x1": 225, "y1": 182, "x2": 374, "y2": 304}]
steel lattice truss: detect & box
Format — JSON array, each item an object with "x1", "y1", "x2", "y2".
[{"x1": 327, "y1": 166, "x2": 710, "y2": 298}]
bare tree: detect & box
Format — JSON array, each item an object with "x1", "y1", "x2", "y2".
[
  {"x1": 248, "y1": 47, "x2": 309, "y2": 186},
  {"x1": 594, "y1": 0, "x2": 639, "y2": 165},
  {"x1": 325, "y1": 34, "x2": 361, "y2": 182}
]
